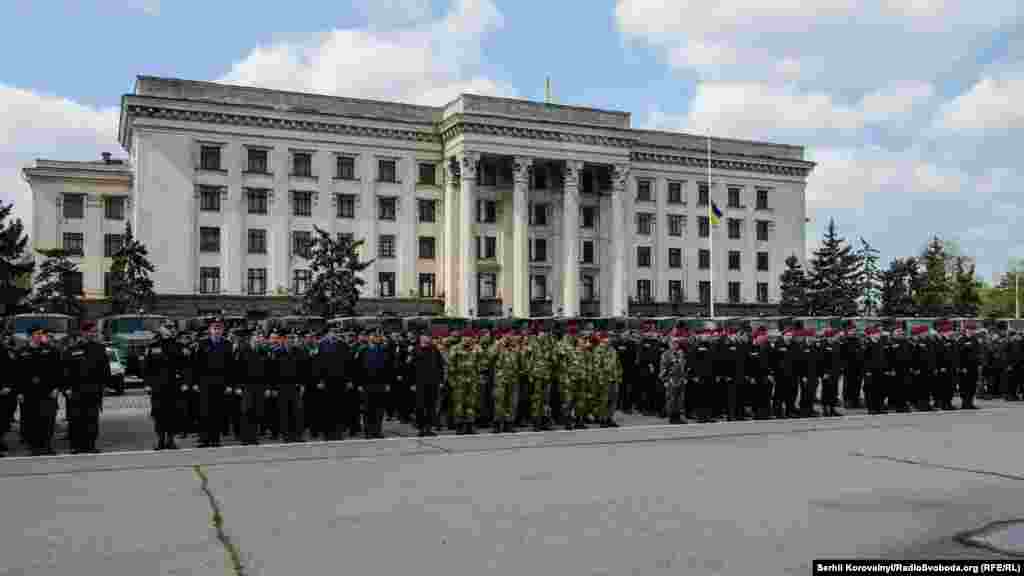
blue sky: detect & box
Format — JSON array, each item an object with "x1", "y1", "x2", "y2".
[{"x1": 1, "y1": 0, "x2": 1022, "y2": 282}]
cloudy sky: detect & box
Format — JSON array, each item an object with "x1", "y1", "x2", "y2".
[{"x1": 2, "y1": 0, "x2": 1021, "y2": 281}]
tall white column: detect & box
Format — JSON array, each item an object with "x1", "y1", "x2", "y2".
[
  {"x1": 562, "y1": 161, "x2": 582, "y2": 317},
  {"x1": 443, "y1": 158, "x2": 460, "y2": 315},
  {"x1": 512, "y1": 157, "x2": 531, "y2": 318},
  {"x1": 611, "y1": 164, "x2": 630, "y2": 317},
  {"x1": 459, "y1": 152, "x2": 479, "y2": 317}
]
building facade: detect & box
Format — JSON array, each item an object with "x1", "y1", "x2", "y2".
[{"x1": 28, "y1": 76, "x2": 815, "y2": 317}]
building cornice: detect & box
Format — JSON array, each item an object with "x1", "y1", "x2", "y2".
[
  {"x1": 630, "y1": 150, "x2": 815, "y2": 178},
  {"x1": 120, "y1": 102, "x2": 814, "y2": 178},
  {"x1": 22, "y1": 163, "x2": 133, "y2": 184}
]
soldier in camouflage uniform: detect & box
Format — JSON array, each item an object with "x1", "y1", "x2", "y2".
[
  {"x1": 492, "y1": 335, "x2": 522, "y2": 433},
  {"x1": 659, "y1": 336, "x2": 687, "y2": 424},
  {"x1": 447, "y1": 333, "x2": 481, "y2": 435},
  {"x1": 526, "y1": 332, "x2": 556, "y2": 431}
]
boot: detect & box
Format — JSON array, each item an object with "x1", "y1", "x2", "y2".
[{"x1": 492, "y1": 423, "x2": 502, "y2": 434}]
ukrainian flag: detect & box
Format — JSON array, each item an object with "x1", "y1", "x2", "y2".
[{"x1": 709, "y1": 201, "x2": 723, "y2": 226}]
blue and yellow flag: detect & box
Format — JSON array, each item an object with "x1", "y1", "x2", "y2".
[{"x1": 709, "y1": 201, "x2": 723, "y2": 226}]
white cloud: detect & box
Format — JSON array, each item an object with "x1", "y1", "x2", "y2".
[
  {"x1": 938, "y1": 70, "x2": 1024, "y2": 132},
  {"x1": 615, "y1": 0, "x2": 1017, "y2": 94},
  {"x1": 860, "y1": 81, "x2": 935, "y2": 124},
  {"x1": 0, "y1": 85, "x2": 120, "y2": 239},
  {"x1": 220, "y1": 0, "x2": 514, "y2": 106}
]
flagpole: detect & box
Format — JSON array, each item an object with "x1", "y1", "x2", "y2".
[{"x1": 707, "y1": 130, "x2": 714, "y2": 319}]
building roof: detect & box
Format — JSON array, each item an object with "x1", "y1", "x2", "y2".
[{"x1": 22, "y1": 158, "x2": 133, "y2": 183}]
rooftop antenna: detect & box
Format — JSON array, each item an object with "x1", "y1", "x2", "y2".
[{"x1": 545, "y1": 76, "x2": 552, "y2": 104}]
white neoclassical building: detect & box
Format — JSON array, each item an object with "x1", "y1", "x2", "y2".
[{"x1": 26, "y1": 76, "x2": 815, "y2": 318}]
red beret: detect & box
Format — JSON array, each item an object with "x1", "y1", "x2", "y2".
[{"x1": 81, "y1": 321, "x2": 97, "y2": 332}]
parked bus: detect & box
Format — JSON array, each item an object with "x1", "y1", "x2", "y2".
[
  {"x1": 97, "y1": 314, "x2": 171, "y2": 382},
  {"x1": 6, "y1": 313, "x2": 79, "y2": 346}
]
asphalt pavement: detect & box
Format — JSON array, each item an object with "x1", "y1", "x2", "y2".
[{"x1": 2, "y1": 400, "x2": 1023, "y2": 575}]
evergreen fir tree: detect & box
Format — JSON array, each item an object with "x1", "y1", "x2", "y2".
[
  {"x1": 916, "y1": 236, "x2": 951, "y2": 316},
  {"x1": 857, "y1": 237, "x2": 882, "y2": 316},
  {"x1": 951, "y1": 256, "x2": 981, "y2": 316},
  {"x1": 303, "y1": 226, "x2": 374, "y2": 317},
  {"x1": 779, "y1": 254, "x2": 810, "y2": 315},
  {"x1": 0, "y1": 201, "x2": 34, "y2": 315},
  {"x1": 881, "y1": 258, "x2": 920, "y2": 316},
  {"x1": 108, "y1": 221, "x2": 156, "y2": 313},
  {"x1": 32, "y1": 249, "x2": 83, "y2": 316},
  {"x1": 807, "y1": 219, "x2": 860, "y2": 316}
]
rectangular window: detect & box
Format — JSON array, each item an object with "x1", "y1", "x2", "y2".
[
  {"x1": 418, "y1": 163, "x2": 436, "y2": 185},
  {"x1": 478, "y1": 200, "x2": 497, "y2": 223},
  {"x1": 729, "y1": 282, "x2": 741, "y2": 304},
  {"x1": 669, "y1": 280, "x2": 683, "y2": 302},
  {"x1": 292, "y1": 152, "x2": 312, "y2": 177},
  {"x1": 530, "y1": 238, "x2": 547, "y2": 263},
  {"x1": 200, "y1": 267, "x2": 220, "y2": 294},
  {"x1": 419, "y1": 236, "x2": 436, "y2": 260},
  {"x1": 531, "y1": 203, "x2": 548, "y2": 226},
  {"x1": 669, "y1": 247, "x2": 682, "y2": 269},
  {"x1": 636, "y1": 279, "x2": 652, "y2": 303},
  {"x1": 531, "y1": 275, "x2": 547, "y2": 301},
  {"x1": 757, "y1": 252, "x2": 769, "y2": 271},
  {"x1": 580, "y1": 169, "x2": 593, "y2": 194},
  {"x1": 533, "y1": 165, "x2": 548, "y2": 190},
  {"x1": 728, "y1": 186, "x2": 741, "y2": 208},
  {"x1": 200, "y1": 145, "x2": 221, "y2": 171},
  {"x1": 699, "y1": 281, "x2": 711, "y2": 305},
  {"x1": 63, "y1": 232, "x2": 84, "y2": 256},
  {"x1": 668, "y1": 181, "x2": 683, "y2": 204},
  {"x1": 637, "y1": 179, "x2": 652, "y2": 202},
  {"x1": 378, "y1": 234, "x2": 395, "y2": 259},
  {"x1": 728, "y1": 250, "x2": 741, "y2": 271},
  {"x1": 247, "y1": 149, "x2": 269, "y2": 173},
  {"x1": 668, "y1": 214, "x2": 684, "y2": 237},
  {"x1": 699, "y1": 249, "x2": 710, "y2": 270},
  {"x1": 418, "y1": 199, "x2": 436, "y2": 223},
  {"x1": 378, "y1": 159, "x2": 397, "y2": 183},
  {"x1": 635, "y1": 212, "x2": 654, "y2": 236},
  {"x1": 757, "y1": 282, "x2": 769, "y2": 303},
  {"x1": 581, "y1": 205, "x2": 597, "y2": 229},
  {"x1": 63, "y1": 194, "x2": 85, "y2": 219},
  {"x1": 337, "y1": 194, "x2": 356, "y2": 219},
  {"x1": 292, "y1": 230, "x2": 312, "y2": 259},
  {"x1": 637, "y1": 246, "x2": 652, "y2": 268},
  {"x1": 756, "y1": 188, "x2": 770, "y2": 210},
  {"x1": 378, "y1": 197, "x2": 397, "y2": 221},
  {"x1": 336, "y1": 156, "x2": 355, "y2": 180},
  {"x1": 63, "y1": 271, "x2": 83, "y2": 296},
  {"x1": 105, "y1": 196, "x2": 125, "y2": 220},
  {"x1": 419, "y1": 273, "x2": 436, "y2": 298},
  {"x1": 756, "y1": 220, "x2": 770, "y2": 242},
  {"x1": 248, "y1": 229, "x2": 267, "y2": 254},
  {"x1": 337, "y1": 232, "x2": 354, "y2": 247},
  {"x1": 581, "y1": 240, "x2": 595, "y2": 264},
  {"x1": 247, "y1": 189, "x2": 268, "y2": 215},
  {"x1": 104, "y1": 234, "x2": 123, "y2": 258},
  {"x1": 200, "y1": 186, "x2": 221, "y2": 212},
  {"x1": 477, "y1": 236, "x2": 497, "y2": 260},
  {"x1": 728, "y1": 218, "x2": 742, "y2": 239},
  {"x1": 698, "y1": 183, "x2": 709, "y2": 206},
  {"x1": 247, "y1": 268, "x2": 267, "y2": 295},
  {"x1": 378, "y1": 272, "x2": 396, "y2": 298},
  {"x1": 478, "y1": 273, "x2": 497, "y2": 299},
  {"x1": 292, "y1": 269, "x2": 311, "y2": 295},
  {"x1": 582, "y1": 274, "x2": 597, "y2": 302},
  {"x1": 292, "y1": 191, "x2": 312, "y2": 217},
  {"x1": 200, "y1": 227, "x2": 220, "y2": 253},
  {"x1": 698, "y1": 216, "x2": 710, "y2": 238}
]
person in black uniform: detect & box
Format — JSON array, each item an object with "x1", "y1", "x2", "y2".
[
  {"x1": 196, "y1": 320, "x2": 232, "y2": 448},
  {"x1": 21, "y1": 328, "x2": 62, "y2": 455},
  {"x1": 318, "y1": 330, "x2": 350, "y2": 441},
  {"x1": 959, "y1": 333, "x2": 980, "y2": 409},
  {"x1": 362, "y1": 332, "x2": 392, "y2": 438},
  {"x1": 772, "y1": 331, "x2": 794, "y2": 419},
  {"x1": 236, "y1": 330, "x2": 266, "y2": 445},
  {"x1": 749, "y1": 329, "x2": 772, "y2": 419},
  {"x1": 275, "y1": 331, "x2": 305, "y2": 443},
  {"x1": 66, "y1": 322, "x2": 109, "y2": 453},
  {"x1": 414, "y1": 333, "x2": 444, "y2": 436},
  {"x1": 886, "y1": 331, "x2": 908, "y2": 413},
  {"x1": 799, "y1": 332, "x2": 821, "y2": 418},
  {"x1": 820, "y1": 330, "x2": 843, "y2": 417},
  {"x1": 726, "y1": 332, "x2": 749, "y2": 421},
  {"x1": 0, "y1": 337, "x2": 17, "y2": 456},
  {"x1": 843, "y1": 331, "x2": 864, "y2": 409},
  {"x1": 264, "y1": 331, "x2": 285, "y2": 439},
  {"x1": 863, "y1": 329, "x2": 888, "y2": 414},
  {"x1": 144, "y1": 322, "x2": 183, "y2": 450}
]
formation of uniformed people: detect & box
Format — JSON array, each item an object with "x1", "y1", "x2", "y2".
[{"x1": 2, "y1": 317, "x2": 1024, "y2": 456}]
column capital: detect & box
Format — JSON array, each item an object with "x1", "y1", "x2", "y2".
[
  {"x1": 446, "y1": 156, "x2": 461, "y2": 186},
  {"x1": 513, "y1": 157, "x2": 533, "y2": 186},
  {"x1": 562, "y1": 161, "x2": 582, "y2": 189},
  {"x1": 611, "y1": 164, "x2": 631, "y2": 192},
  {"x1": 459, "y1": 151, "x2": 480, "y2": 181}
]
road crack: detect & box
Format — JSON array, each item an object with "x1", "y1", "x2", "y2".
[
  {"x1": 849, "y1": 452, "x2": 1024, "y2": 482},
  {"x1": 193, "y1": 464, "x2": 248, "y2": 576}
]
